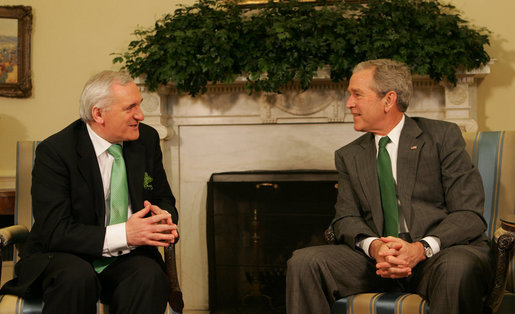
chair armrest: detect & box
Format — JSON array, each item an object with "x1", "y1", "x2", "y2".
[
  {"x1": 165, "y1": 242, "x2": 184, "y2": 313},
  {"x1": 0, "y1": 224, "x2": 29, "y2": 247},
  {"x1": 486, "y1": 215, "x2": 515, "y2": 313},
  {"x1": 0, "y1": 224, "x2": 29, "y2": 287}
]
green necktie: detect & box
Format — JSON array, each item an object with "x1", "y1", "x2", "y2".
[
  {"x1": 93, "y1": 144, "x2": 129, "y2": 273},
  {"x1": 377, "y1": 136, "x2": 399, "y2": 237}
]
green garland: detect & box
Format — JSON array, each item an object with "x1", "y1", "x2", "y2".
[{"x1": 113, "y1": 0, "x2": 490, "y2": 96}]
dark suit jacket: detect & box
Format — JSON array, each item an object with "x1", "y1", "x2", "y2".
[
  {"x1": 331, "y1": 116, "x2": 488, "y2": 250},
  {"x1": 3, "y1": 119, "x2": 177, "y2": 297}
]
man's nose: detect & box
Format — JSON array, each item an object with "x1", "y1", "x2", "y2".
[
  {"x1": 346, "y1": 95, "x2": 354, "y2": 108},
  {"x1": 135, "y1": 105, "x2": 145, "y2": 121}
]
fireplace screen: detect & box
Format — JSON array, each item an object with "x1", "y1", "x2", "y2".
[{"x1": 207, "y1": 170, "x2": 337, "y2": 313}]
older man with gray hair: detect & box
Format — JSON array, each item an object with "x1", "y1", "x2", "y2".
[
  {"x1": 1, "y1": 71, "x2": 179, "y2": 314},
  {"x1": 286, "y1": 59, "x2": 493, "y2": 314}
]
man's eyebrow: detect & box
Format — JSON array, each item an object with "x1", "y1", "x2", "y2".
[
  {"x1": 348, "y1": 87, "x2": 362, "y2": 93},
  {"x1": 126, "y1": 98, "x2": 143, "y2": 109}
]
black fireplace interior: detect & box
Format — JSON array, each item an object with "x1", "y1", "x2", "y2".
[{"x1": 207, "y1": 170, "x2": 338, "y2": 313}]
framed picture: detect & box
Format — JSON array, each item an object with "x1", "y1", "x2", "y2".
[{"x1": 0, "y1": 6, "x2": 32, "y2": 98}]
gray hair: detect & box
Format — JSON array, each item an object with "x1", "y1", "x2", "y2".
[
  {"x1": 353, "y1": 59, "x2": 412, "y2": 112},
  {"x1": 79, "y1": 70, "x2": 134, "y2": 122}
]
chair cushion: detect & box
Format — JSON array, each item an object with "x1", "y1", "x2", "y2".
[
  {"x1": 331, "y1": 292, "x2": 429, "y2": 314},
  {"x1": 0, "y1": 294, "x2": 179, "y2": 314},
  {"x1": 0, "y1": 294, "x2": 112, "y2": 314},
  {"x1": 0, "y1": 294, "x2": 42, "y2": 314}
]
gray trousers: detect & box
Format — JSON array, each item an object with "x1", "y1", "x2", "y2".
[{"x1": 286, "y1": 242, "x2": 493, "y2": 314}]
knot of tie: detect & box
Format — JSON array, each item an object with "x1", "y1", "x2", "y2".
[
  {"x1": 108, "y1": 144, "x2": 123, "y2": 159},
  {"x1": 379, "y1": 136, "x2": 390, "y2": 149}
]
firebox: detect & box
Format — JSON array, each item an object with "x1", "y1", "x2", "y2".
[{"x1": 207, "y1": 170, "x2": 337, "y2": 313}]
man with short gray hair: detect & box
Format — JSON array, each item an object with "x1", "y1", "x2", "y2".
[
  {"x1": 1, "y1": 70, "x2": 179, "y2": 314},
  {"x1": 286, "y1": 59, "x2": 493, "y2": 314}
]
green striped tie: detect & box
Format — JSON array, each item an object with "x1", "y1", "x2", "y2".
[
  {"x1": 93, "y1": 144, "x2": 129, "y2": 273},
  {"x1": 377, "y1": 136, "x2": 399, "y2": 237}
]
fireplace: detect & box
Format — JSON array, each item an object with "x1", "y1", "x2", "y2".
[
  {"x1": 207, "y1": 170, "x2": 337, "y2": 313},
  {"x1": 136, "y1": 66, "x2": 488, "y2": 313}
]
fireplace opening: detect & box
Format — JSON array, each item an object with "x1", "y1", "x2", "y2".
[{"x1": 207, "y1": 170, "x2": 337, "y2": 313}]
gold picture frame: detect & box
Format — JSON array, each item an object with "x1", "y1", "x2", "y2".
[{"x1": 0, "y1": 6, "x2": 32, "y2": 98}]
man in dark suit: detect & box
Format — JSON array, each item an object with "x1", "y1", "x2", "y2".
[
  {"x1": 1, "y1": 71, "x2": 179, "y2": 313},
  {"x1": 286, "y1": 59, "x2": 493, "y2": 313}
]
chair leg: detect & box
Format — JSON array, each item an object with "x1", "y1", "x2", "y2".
[
  {"x1": 485, "y1": 233, "x2": 515, "y2": 313},
  {"x1": 165, "y1": 244, "x2": 184, "y2": 313}
]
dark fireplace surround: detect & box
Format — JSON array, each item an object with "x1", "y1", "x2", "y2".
[{"x1": 207, "y1": 170, "x2": 338, "y2": 313}]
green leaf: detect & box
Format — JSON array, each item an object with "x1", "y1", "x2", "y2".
[{"x1": 113, "y1": 0, "x2": 490, "y2": 95}]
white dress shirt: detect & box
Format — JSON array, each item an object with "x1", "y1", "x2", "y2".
[
  {"x1": 87, "y1": 124, "x2": 133, "y2": 257},
  {"x1": 357, "y1": 115, "x2": 441, "y2": 257}
]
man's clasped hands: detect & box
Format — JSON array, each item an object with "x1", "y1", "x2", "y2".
[
  {"x1": 125, "y1": 200, "x2": 178, "y2": 248},
  {"x1": 369, "y1": 237, "x2": 426, "y2": 279}
]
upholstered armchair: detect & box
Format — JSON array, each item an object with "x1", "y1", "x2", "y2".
[
  {"x1": 0, "y1": 141, "x2": 184, "y2": 314},
  {"x1": 325, "y1": 131, "x2": 515, "y2": 314}
]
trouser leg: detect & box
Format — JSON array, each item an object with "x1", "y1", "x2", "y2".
[
  {"x1": 99, "y1": 248, "x2": 170, "y2": 314},
  {"x1": 286, "y1": 244, "x2": 397, "y2": 314},
  {"x1": 40, "y1": 253, "x2": 100, "y2": 314},
  {"x1": 412, "y1": 243, "x2": 493, "y2": 314}
]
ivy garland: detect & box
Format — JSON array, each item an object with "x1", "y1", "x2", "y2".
[{"x1": 113, "y1": 0, "x2": 490, "y2": 96}]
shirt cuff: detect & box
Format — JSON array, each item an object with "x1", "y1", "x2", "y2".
[
  {"x1": 421, "y1": 236, "x2": 441, "y2": 254},
  {"x1": 102, "y1": 223, "x2": 131, "y2": 257},
  {"x1": 356, "y1": 236, "x2": 380, "y2": 258}
]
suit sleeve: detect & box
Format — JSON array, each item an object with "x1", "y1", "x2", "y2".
[
  {"x1": 332, "y1": 149, "x2": 378, "y2": 249},
  {"x1": 425, "y1": 123, "x2": 487, "y2": 248}
]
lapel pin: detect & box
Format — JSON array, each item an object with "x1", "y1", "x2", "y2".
[{"x1": 410, "y1": 145, "x2": 418, "y2": 150}]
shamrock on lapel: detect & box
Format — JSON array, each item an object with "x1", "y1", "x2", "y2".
[{"x1": 144, "y1": 172, "x2": 154, "y2": 190}]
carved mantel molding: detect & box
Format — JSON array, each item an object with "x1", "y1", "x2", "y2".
[{"x1": 136, "y1": 64, "x2": 490, "y2": 139}]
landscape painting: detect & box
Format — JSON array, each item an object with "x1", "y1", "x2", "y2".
[
  {"x1": 0, "y1": 6, "x2": 32, "y2": 98},
  {"x1": 0, "y1": 17, "x2": 18, "y2": 84}
]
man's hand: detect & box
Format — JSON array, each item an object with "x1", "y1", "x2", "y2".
[
  {"x1": 370, "y1": 237, "x2": 426, "y2": 279},
  {"x1": 125, "y1": 201, "x2": 178, "y2": 247},
  {"x1": 145, "y1": 200, "x2": 179, "y2": 242}
]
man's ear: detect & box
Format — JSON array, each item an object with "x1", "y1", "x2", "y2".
[
  {"x1": 383, "y1": 91, "x2": 398, "y2": 112},
  {"x1": 91, "y1": 106, "x2": 104, "y2": 124}
]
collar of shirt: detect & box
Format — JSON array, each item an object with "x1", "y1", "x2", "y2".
[
  {"x1": 86, "y1": 123, "x2": 119, "y2": 210},
  {"x1": 86, "y1": 123, "x2": 119, "y2": 158},
  {"x1": 374, "y1": 114, "x2": 405, "y2": 150}
]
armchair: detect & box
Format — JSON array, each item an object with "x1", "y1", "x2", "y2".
[
  {"x1": 325, "y1": 131, "x2": 515, "y2": 314},
  {"x1": 0, "y1": 141, "x2": 184, "y2": 314}
]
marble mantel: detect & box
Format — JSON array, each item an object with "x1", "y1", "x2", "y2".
[{"x1": 136, "y1": 65, "x2": 489, "y2": 313}]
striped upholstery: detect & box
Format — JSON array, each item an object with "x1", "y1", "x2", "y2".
[
  {"x1": 463, "y1": 131, "x2": 515, "y2": 243},
  {"x1": 464, "y1": 131, "x2": 514, "y2": 312},
  {"x1": 12, "y1": 141, "x2": 38, "y2": 263},
  {"x1": 332, "y1": 293, "x2": 429, "y2": 314},
  {"x1": 0, "y1": 295, "x2": 107, "y2": 314},
  {"x1": 0, "y1": 142, "x2": 180, "y2": 314},
  {"x1": 332, "y1": 131, "x2": 515, "y2": 314},
  {"x1": 0, "y1": 294, "x2": 178, "y2": 314}
]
